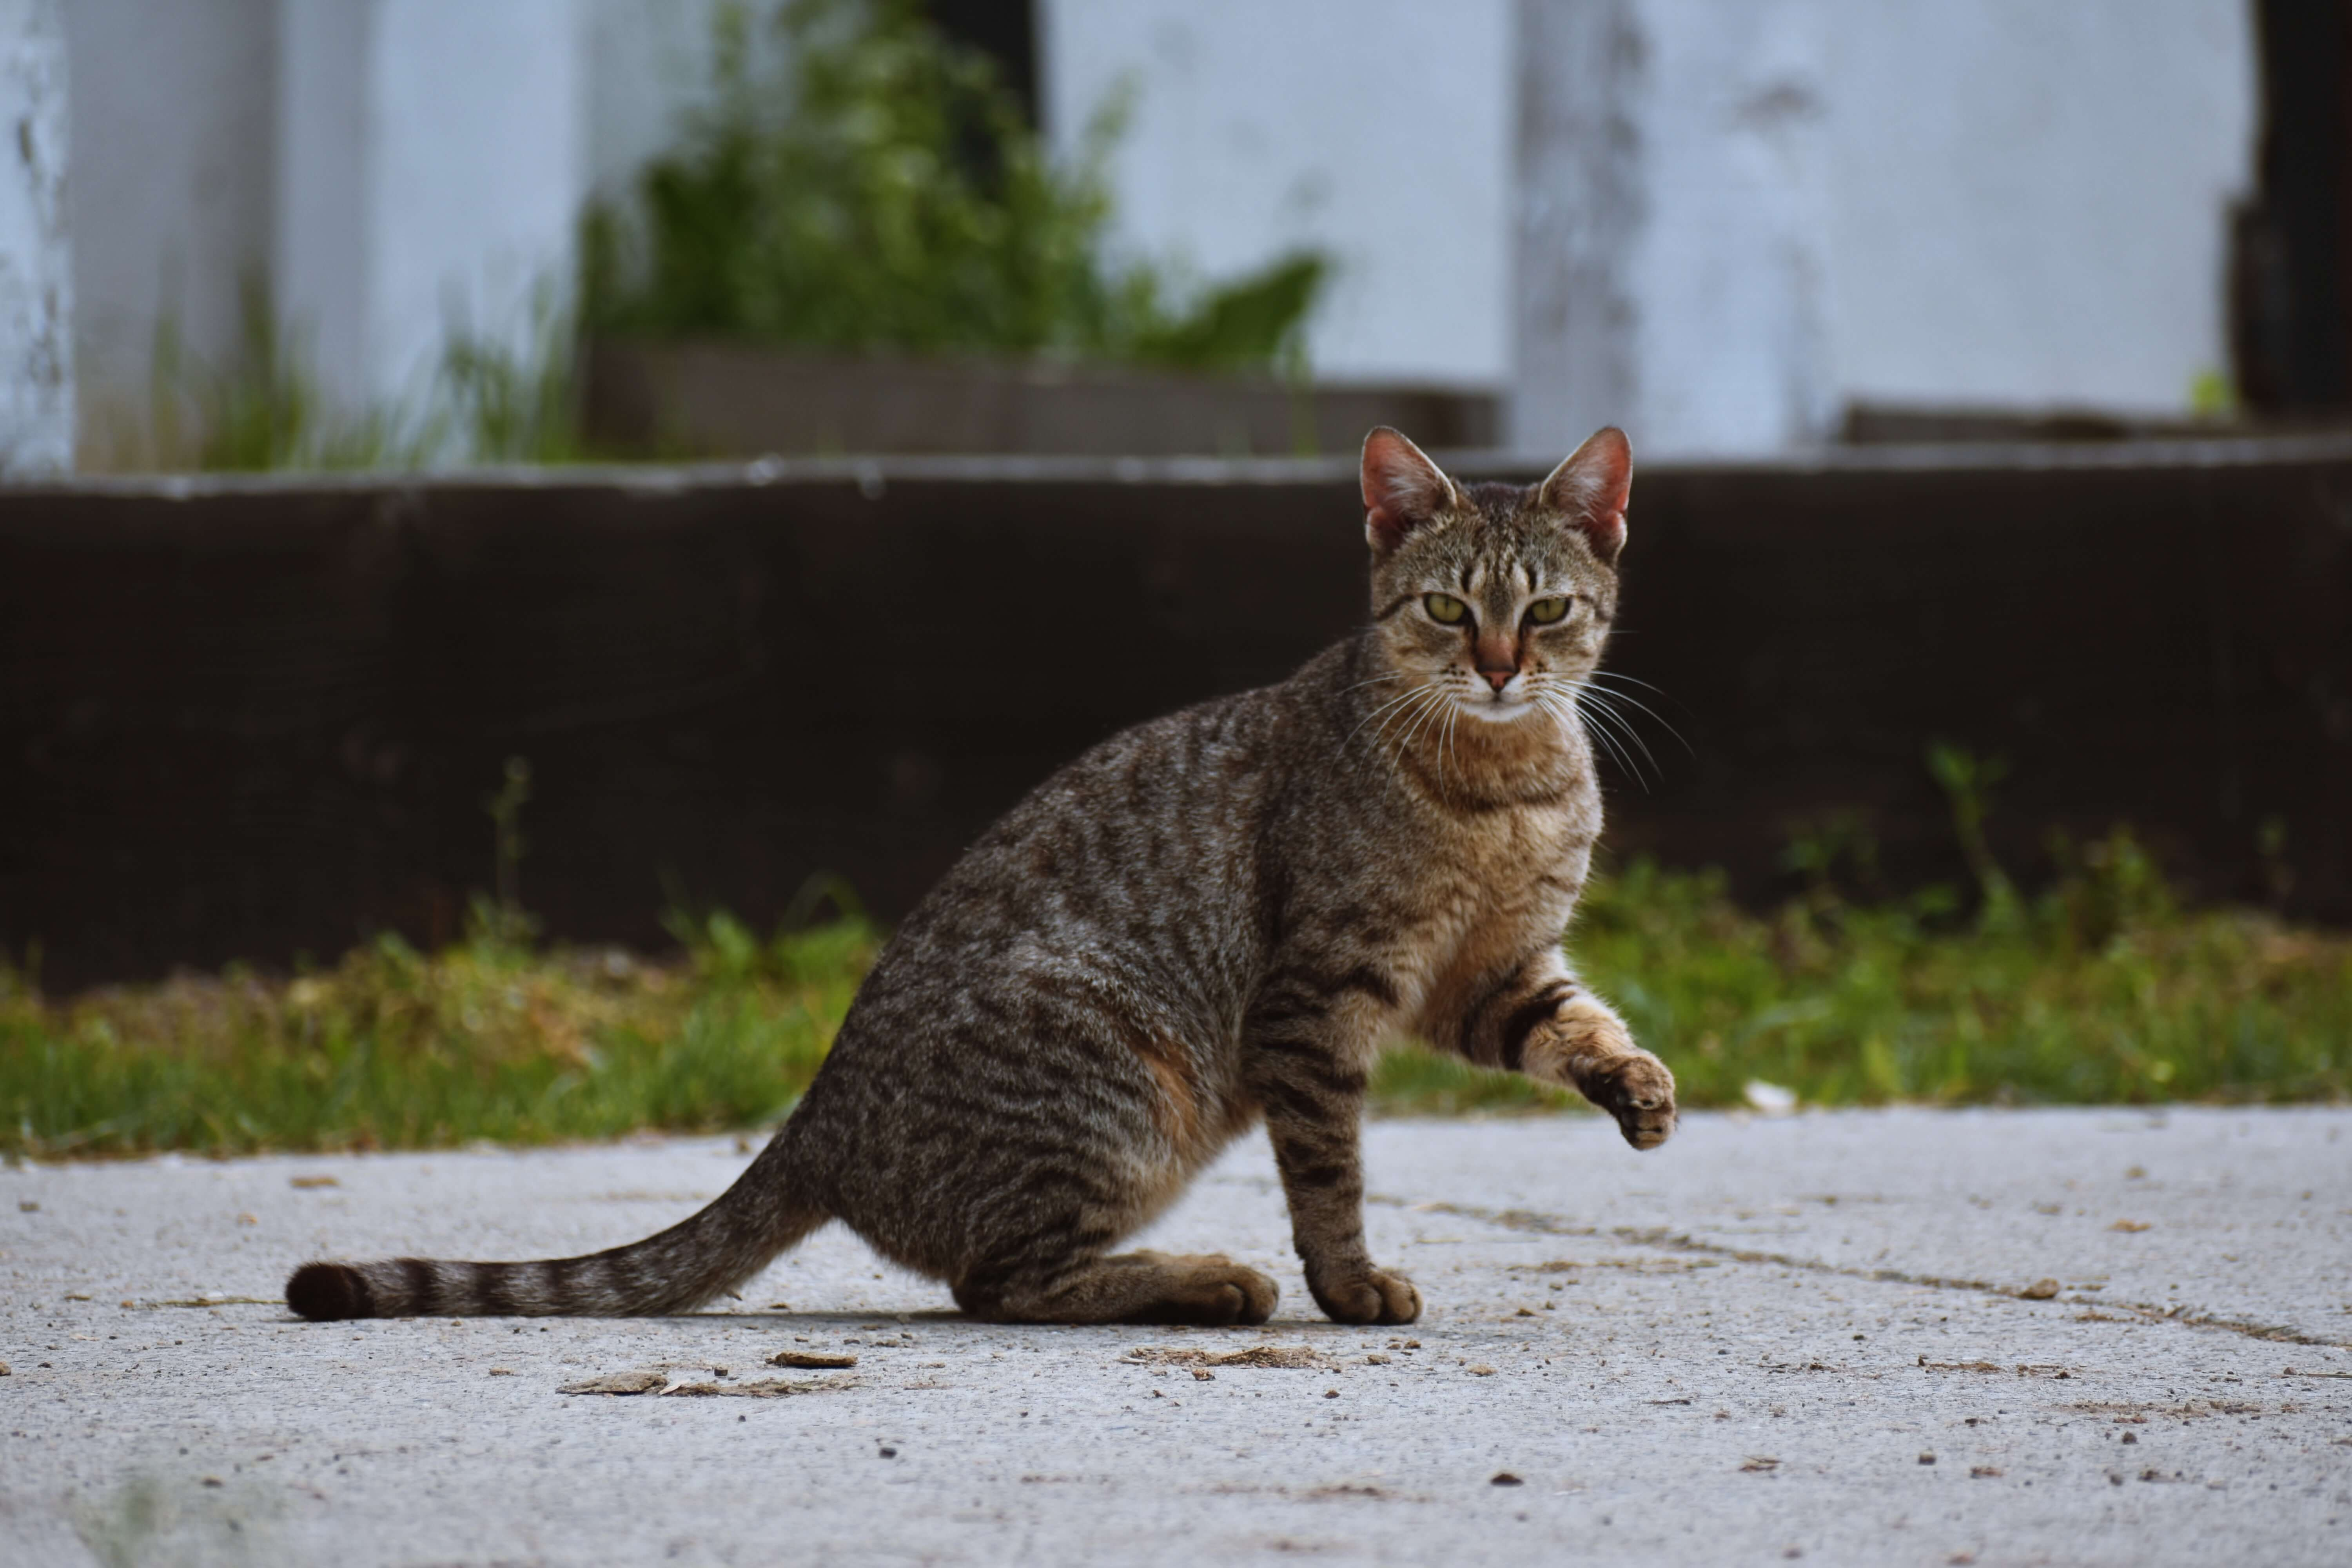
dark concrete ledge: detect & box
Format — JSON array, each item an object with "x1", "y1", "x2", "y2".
[
  {"x1": 5, "y1": 439, "x2": 2348, "y2": 987},
  {"x1": 24, "y1": 428, "x2": 2352, "y2": 496}
]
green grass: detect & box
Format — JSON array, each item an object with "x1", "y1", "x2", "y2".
[
  {"x1": 1, "y1": 911, "x2": 874, "y2": 1160},
  {"x1": 6, "y1": 842, "x2": 2347, "y2": 1159},
  {"x1": 1376, "y1": 838, "x2": 2351, "y2": 1114}
]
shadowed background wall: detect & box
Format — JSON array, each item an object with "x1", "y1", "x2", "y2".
[{"x1": 4, "y1": 444, "x2": 2348, "y2": 990}]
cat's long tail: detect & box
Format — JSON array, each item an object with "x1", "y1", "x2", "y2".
[{"x1": 283, "y1": 1128, "x2": 827, "y2": 1320}]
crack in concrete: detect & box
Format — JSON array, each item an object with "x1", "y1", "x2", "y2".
[{"x1": 1355, "y1": 1191, "x2": 2348, "y2": 1349}]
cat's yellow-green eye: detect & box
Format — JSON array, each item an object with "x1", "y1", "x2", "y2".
[
  {"x1": 1526, "y1": 596, "x2": 1571, "y2": 625},
  {"x1": 1423, "y1": 593, "x2": 1469, "y2": 625}
]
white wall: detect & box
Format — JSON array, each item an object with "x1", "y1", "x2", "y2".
[
  {"x1": 1822, "y1": 0, "x2": 2255, "y2": 418},
  {"x1": 0, "y1": 0, "x2": 70, "y2": 473},
  {"x1": 274, "y1": 0, "x2": 367, "y2": 402},
  {"x1": 586, "y1": 0, "x2": 732, "y2": 201},
  {"x1": 47, "y1": 0, "x2": 2260, "y2": 465},
  {"x1": 278, "y1": 0, "x2": 586, "y2": 411},
  {"x1": 61, "y1": 0, "x2": 272, "y2": 449},
  {"x1": 1040, "y1": 0, "x2": 1515, "y2": 390},
  {"x1": 1515, "y1": 0, "x2": 2257, "y2": 457},
  {"x1": 1624, "y1": 0, "x2": 1834, "y2": 457},
  {"x1": 67, "y1": 0, "x2": 590, "y2": 439}
]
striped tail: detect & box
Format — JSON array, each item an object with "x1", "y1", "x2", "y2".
[{"x1": 285, "y1": 1137, "x2": 824, "y2": 1320}]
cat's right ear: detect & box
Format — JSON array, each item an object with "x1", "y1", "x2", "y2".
[
  {"x1": 1361, "y1": 426, "x2": 1458, "y2": 555},
  {"x1": 1539, "y1": 426, "x2": 1633, "y2": 564}
]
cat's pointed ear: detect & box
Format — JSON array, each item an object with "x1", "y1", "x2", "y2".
[
  {"x1": 1539, "y1": 426, "x2": 1633, "y2": 564},
  {"x1": 1361, "y1": 426, "x2": 1459, "y2": 555}
]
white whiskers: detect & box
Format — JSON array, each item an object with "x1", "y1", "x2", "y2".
[
  {"x1": 1346, "y1": 661, "x2": 1675, "y2": 800},
  {"x1": 1580, "y1": 670, "x2": 1692, "y2": 757},
  {"x1": 1563, "y1": 678, "x2": 1661, "y2": 789},
  {"x1": 1343, "y1": 679, "x2": 1440, "y2": 753}
]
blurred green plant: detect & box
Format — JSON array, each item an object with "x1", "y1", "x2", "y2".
[
  {"x1": 2189, "y1": 367, "x2": 2238, "y2": 421},
  {"x1": 437, "y1": 280, "x2": 592, "y2": 465},
  {"x1": 95, "y1": 274, "x2": 587, "y2": 474},
  {"x1": 125, "y1": 275, "x2": 425, "y2": 472},
  {"x1": 583, "y1": 0, "x2": 1329, "y2": 373},
  {"x1": 8, "y1": 828, "x2": 2345, "y2": 1158}
]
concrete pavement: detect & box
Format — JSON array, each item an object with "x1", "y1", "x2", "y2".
[{"x1": 4, "y1": 1107, "x2": 2348, "y2": 1565}]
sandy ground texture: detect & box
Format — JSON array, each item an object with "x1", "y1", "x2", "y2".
[{"x1": 4, "y1": 1107, "x2": 2349, "y2": 1567}]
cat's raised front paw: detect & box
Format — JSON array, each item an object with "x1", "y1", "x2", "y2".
[
  {"x1": 1308, "y1": 1266, "x2": 1422, "y2": 1325},
  {"x1": 1585, "y1": 1050, "x2": 1677, "y2": 1149}
]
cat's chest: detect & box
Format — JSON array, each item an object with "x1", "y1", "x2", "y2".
[{"x1": 1421, "y1": 801, "x2": 1593, "y2": 955}]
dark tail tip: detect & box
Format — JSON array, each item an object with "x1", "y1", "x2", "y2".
[{"x1": 287, "y1": 1261, "x2": 375, "y2": 1321}]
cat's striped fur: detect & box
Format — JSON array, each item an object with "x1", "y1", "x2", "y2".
[{"x1": 286, "y1": 426, "x2": 1676, "y2": 1327}]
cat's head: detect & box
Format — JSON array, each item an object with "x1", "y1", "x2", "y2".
[{"x1": 1359, "y1": 424, "x2": 1630, "y2": 727}]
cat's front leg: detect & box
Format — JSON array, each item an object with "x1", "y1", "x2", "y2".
[
  {"x1": 1449, "y1": 951, "x2": 1676, "y2": 1149},
  {"x1": 1242, "y1": 972, "x2": 1421, "y2": 1325},
  {"x1": 1527, "y1": 990, "x2": 1676, "y2": 1149}
]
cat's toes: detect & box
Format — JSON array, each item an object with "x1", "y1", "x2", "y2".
[
  {"x1": 1310, "y1": 1266, "x2": 1422, "y2": 1325},
  {"x1": 1223, "y1": 1265, "x2": 1280, "y2": 1325},
  {"x1": 1145, "y1": 1254, "x2": 1278, "y2": 1324},
  {"x1": 1171, "y1": 1264, "x2": 1279, "y2": 1326},
  {"x1": 1588, "y1": 1052, "x2": 1677, "y2": 1150}
]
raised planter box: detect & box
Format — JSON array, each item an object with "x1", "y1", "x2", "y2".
[{"x1": 584, "y1": 340, "x2": 1499, "y2": 457}]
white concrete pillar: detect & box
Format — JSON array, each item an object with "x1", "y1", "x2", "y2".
[
  {"x1": 1513, "y1": 0, "x2": 1833, "y2": 459},
  {"x1": 1511, "y1": 0, "x2": 1642, "y2": 457},
  {"x1": 276, "y1": 0, "x2": 586, "y2": 413},
  {"x1": 0, "y1": 0, "x2": 71, "y2": 475}
]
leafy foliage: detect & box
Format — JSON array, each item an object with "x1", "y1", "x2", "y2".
[{"x1": 584, "y1": 0, "x2": 1328, "y2": 372}]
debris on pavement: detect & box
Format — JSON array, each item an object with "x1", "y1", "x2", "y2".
[
  {"x1": 665, "y1": 1376, "x2": 854, "y2": 1398},
  {"x1": 1122, "y1": 1344, "x2": 1335, "y2": 1370},
  {"x1": 558, "y1": 1370, "x2": 670, "y2": 1395}
]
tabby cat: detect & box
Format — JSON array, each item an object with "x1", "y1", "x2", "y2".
[{"x1": 287, "y1": 425, "x2": 1676, "y2": 1328}]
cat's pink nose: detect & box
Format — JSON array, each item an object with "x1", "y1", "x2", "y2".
[{"x1": 1481, "y1": 669, "x2": 1514, "y2": 693}]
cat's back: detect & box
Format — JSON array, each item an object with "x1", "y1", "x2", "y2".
[
  {"x1": 918, "y1": 653, "x2": 1332, "y2": 954},
  {"x1": 834, "y1": 643, "x2": 1352, "y2": 1055}
]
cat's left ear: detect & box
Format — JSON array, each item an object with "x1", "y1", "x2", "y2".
[
  {"x1": 1539, "y1": 426, "x2": 1633, "y2": 564},
  {"x1": 1361, "y1": 426, "x2": 1459, "y2": 555}
]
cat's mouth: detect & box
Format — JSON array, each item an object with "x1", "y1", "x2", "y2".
[{"x1": 1459, "y1": 684, "x2": 1539, "y2": 723}]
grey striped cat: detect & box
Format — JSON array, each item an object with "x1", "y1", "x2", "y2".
[{"x1": 287, "y1": 425, "x2": 1676, "y2": 1327}]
